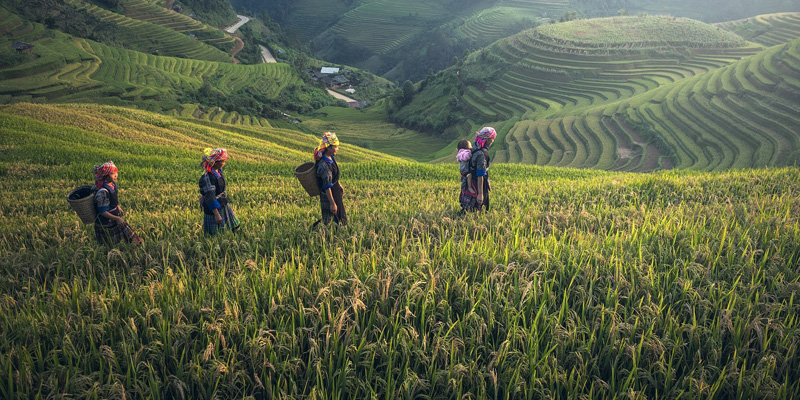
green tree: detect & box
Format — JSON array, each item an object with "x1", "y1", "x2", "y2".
[{"x1": 402, "y1": 80, "x2": 415, "y2": 104}]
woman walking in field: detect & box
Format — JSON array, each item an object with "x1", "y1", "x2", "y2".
[
  {"x1": 199, "y1": 148, "x2": 240, "y2": 235},
  {"x1": 460, "y1": 127, "x2": 496, "y2": 212},
  {"x1": 313, "y1": 132, "x2": 347, "y2": 227},
  {"x1": 93, "y1": 161, "x2": 143, "y2": 246}
]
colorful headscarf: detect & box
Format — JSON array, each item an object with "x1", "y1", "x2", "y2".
[
  {"x1": 313, "y1": 132, "x2": 340, "y2": 161},
  {"x1": 93, "y1": 161, "x2": 118, "y2": 189},
  {"x1": 456, "y1": 148, "x2": 472, "y2": 162},
  {"x1": 201, "y1": 148, "x2": 228, "y2": 172},
  {"x1": 475, "y1": 127, "x2": 497, "y2": 148}
]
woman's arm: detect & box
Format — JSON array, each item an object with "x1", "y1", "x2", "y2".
[
  {"x1": 199, "y1": 175, "x2": 223, "y2": 223},
  {"x1": 100, "y1": 211, "x2": 125, "y2": 224},
  {"x1": 324, "y1": 188, "x2": 337, "y2": 213}
]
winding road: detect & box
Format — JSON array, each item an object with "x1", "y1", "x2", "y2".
[
  {"x1": 260, "y1": 45, "x2": 276, "y2": 63},
  {"x1": 224, "y1": 13, "x2": 355, "y2": 105},
  {"x1": 225, "y1": 15, "x2": 250, "y2": 33}
]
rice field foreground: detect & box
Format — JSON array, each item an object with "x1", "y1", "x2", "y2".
[{"x1": 1, "y1": 104, "x2": 799, "y2": 399}]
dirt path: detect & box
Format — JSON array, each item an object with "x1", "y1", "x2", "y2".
[
  {"x1": 225, "y1": 15, "x2": 250, "y2": 34},
  {"x1": 231, "y1": 37, "x2": 244, "y2": 63},
  {"x1": 326, "y1": 89, "x2": 357, "y2": 103},
  {"x1": 260, "y1": 45, "x2": 277, "y2": 63}
]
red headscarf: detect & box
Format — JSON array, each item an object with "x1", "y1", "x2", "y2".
[
  {"x1": 93, "y1": 161, "x2": 118, "y2": 189},
  {"x1": 201, "y1": 148, "x2": 228, "y2": 172}
]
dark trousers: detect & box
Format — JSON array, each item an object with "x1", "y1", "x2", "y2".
[{"x1": 314, "y1": 185, "x2": 347, "y2": 228}]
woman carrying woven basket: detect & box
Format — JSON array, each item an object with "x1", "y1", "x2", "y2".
[
  {"x1": 199, "y1": 148, "x2": 240, "y2": 235},
  {"x1": 93, "y1": 161, "x2": 143, "y2": 246},
  {"x1": 460, "y1": 127, "x2": 496, "y2": 213},
  {"x1": 313, "y1": 132, "x2": 347, "y2": 227}
]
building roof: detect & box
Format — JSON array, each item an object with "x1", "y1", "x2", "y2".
[
  {"x1": 320, "y1": 67, "x2": 340, "y2": 74},
  {"x1": 333, "y1": 76, "x2": 349, "y2": 83},
  {"x1": 11, "y1": 41, "x2": 33, "y2": 50}
]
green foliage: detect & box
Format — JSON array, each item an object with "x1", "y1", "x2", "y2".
[
  {"x1": 178, "y1": 0, "x2": 237, "y2": 27},
  {"x1": 3, "y1": 0, "x2": 122, "y2": 47},
  {"x1": 1, "y1": 103, "x2": 799, "y2": 399}
]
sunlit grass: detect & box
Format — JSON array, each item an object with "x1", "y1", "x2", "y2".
[{"x1": 0, "y1": 104, "x2": 799, "y2": 399}]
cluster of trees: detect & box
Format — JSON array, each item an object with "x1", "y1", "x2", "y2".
[
  {"x1": 385, "y1": 71, "x2": 467, "y2": 138},
  {"x1": 181, "y1": 80, "x2": 338, "y2": 119},
  {"x1": 5, "y1": 0, "x2": 122, "y2": 46},
  {"x1": 177, "y1": 0, "x2": 237, "y2": 27}
]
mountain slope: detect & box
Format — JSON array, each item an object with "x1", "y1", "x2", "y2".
[
  {"x1": 0, "y1": 10, "x2": 336, "y2": 117},
  {"x1": 393, "y1": 15, "x2": 800, "y2": 171}
]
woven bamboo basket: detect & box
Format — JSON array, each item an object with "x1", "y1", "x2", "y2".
[
  {"x1": 67, "y1": 186, "x2": 96, "y2": 224},
  {"x1": 295, "y1": 162, "x2": 320, "y2": 197}
]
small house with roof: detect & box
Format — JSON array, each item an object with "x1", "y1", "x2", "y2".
[{"x1": 11, "y1": 41, "x2": 34, "y2": 54}]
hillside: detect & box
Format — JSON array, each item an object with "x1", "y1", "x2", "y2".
[
  {"x1": 1, "y1": 102, "x2": 799, "y2": 398},
  {"x1": 393, "y1": 15, "x2": 800, "y2": 171},
  {"x1": 497, "y1": 36, "x2": 800, "y2": 171},
  {"x1": 236, "y1": 0, "x2": 569, "y2": 82},
  {"x1": 716, "y1": 12, "x2": 800, "y2": 47},
  {"x1": 235, "y1": 0, "x2": 799, "y2": 82},
  {"x1": 0, "y1": 9, "x2": 340, "y2": 118}
]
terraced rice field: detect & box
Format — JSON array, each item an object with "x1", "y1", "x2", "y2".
[
  {"x1": 64, "y1": 0, "x2": 233, "y2": 62},
  {"x1": 170, "y1": 103, "x2": 274, "y2": 128},
  {"x1": 321, "y1": 0, "x2": 450, "y2": 55},
  {"x1": 716, "y1": 12, "x2": 800, "y2": 47},
  {"x1": 456, "y1": 0, "x2": 569, "y2": 45},
  {"x1": 0, "y1": 7, "x2": 47, "y2": 42},
  {"x1": 288, "y1": 0, "x2": 353, "y2": 39},
  {"x1": 119, "y1": 0, "x2": 237, "y2": 51},
  {"x1": 0, "y1": 29, "x2": 302, "y2": 107},
  {"x1": 1, "y1": 102, "x2": 799, "y2": 399},
  {"x1": 467, "y1": 16, "x2": 758, "y2": 123},
  {"x1": 495, "y1": 37, "x2": 800, "y2": 171}
]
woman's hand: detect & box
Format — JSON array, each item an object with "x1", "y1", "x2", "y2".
[
  {"x1": 477, "y1": 194, "x2": 484, "y2": 205},
  {"x1": 213, "y1": 209, "x2": 223, "y2": 225},
  {"x1": 330, "y1": 203, "x2": 338, "y2": 214}
]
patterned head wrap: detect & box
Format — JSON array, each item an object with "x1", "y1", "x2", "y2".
[
  {"x1": 313, "y1": 132, "x2": 340, "y2": 161},
  {"x1": 475, "y1": 127, "x2": 497, "y2": 148},
  {"x1": 201, "y1": 148, "x2": 228, "y2": 172},
  {"x1": 93, "y1": 161, "x2": 118, "y2": 189}
]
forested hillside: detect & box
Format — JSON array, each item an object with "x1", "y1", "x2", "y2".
[{"x1": 240, "y1": 0, "x2": 799, "y2": 82}]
